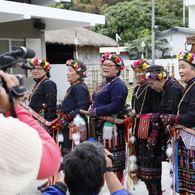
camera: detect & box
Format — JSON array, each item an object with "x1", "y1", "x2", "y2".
[{"x1": 0, "y1": 46, "x2": 35, "y2": 97}]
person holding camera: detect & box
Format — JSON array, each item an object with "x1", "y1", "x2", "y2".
[
  {"x1": 0, "y1": 70, "x2": 61, "y2": 195},
  {"x1": 42, "y1": 141, "x2": 131, "y2": 195}
]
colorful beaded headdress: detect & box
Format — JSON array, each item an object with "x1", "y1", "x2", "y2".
[
  {"x1": 176, "y1": 51, "x2": 195, "y2": 67},
  {"x1": 29, "y1": 58, "x2": 51, "y2": 72},
  {"x1": 131, "y1": 60, "x2": 149, "y2": 70},
  {"x1": 100, "y1": 52, "x2": 125, "y2": 70},
  {"x1": 140, "y1": 65, "x2": 169, "y2": 80},
  {"x1": 66, "y1": 59, "x2": 87, "y2": 78}
]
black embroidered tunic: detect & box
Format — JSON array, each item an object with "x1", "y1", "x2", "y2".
[
  {"x1": 131, "y1": 82, "x2": 166, "y2": 191},
  {"x1": 159, "y1": 77, "x2": 183, "y2": 114},
  {"x1": 29, "y1": 77, "x2": 57, "y2": 122},
  {"x1": 174, "y1": 78, "x2": 195, "y2": 194},
  {"x1": 61, "y1": 82, "x2": 90, "y2": 120}
]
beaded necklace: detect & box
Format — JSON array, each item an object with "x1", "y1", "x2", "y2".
[
  {"x1": 133, "y1": 85, "x2": 149, "y2": 115},
  {"x1": 132, "y1": 85, "x2": 149, "y2": 136},
  {"x1": 134, "y1": 83, "x2": 148, "y2": 99},
  {"x1": 94, "y1": 76, "x2": 119, "y2": 94},
  {"x1": 28, "y1": 75, "x2": 48, "y2": 104}
]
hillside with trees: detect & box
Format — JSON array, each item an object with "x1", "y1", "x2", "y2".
[{"x1": 50, "y1": 0, "x2": 188, "y2": 58}]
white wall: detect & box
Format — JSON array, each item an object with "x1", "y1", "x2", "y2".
[
  {"x1": 188, "y1": 5, "x2": 195, "y2": 29},
  {"x1": 185, "y1": 0, "x2": 195, "y2": 6},
  {"x1": 156, "y1": 33, "x2": 192, "y2": 59},
  {"x1": 50, "y1": 64, "x2": 69, "y2": 103},
  {"x1": 185, "y1": 0, "x2": 195, "y2": 28}
]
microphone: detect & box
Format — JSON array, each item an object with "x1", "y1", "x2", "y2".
[
  {"x1": 16, "y1": 62, "x2": 33, "y2": 70},
  {"x1": 12, "y1": 46, "x2": 35, "y2": 58},
  {"x1": 0, "y1": 55, "x2": 15, "y2": 66}
]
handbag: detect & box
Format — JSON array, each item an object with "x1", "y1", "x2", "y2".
[{"x1": 136, "y1": 114, "x2": 151, "y2": 139}]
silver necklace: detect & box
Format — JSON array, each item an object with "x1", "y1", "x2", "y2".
[{"x1": 134, "y1": 84, "x2": 148, "y2": 99}]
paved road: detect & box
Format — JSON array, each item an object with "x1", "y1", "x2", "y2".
[{"x1": 20, "y1": 162, "x2": 173, "y2": 195}]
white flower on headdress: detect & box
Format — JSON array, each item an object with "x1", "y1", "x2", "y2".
[
  {"x1": 146, "y1": 72, "x2": 150, "y2": 79},
  {"x1": 38, "y1": 59, "x2": 42, "y2": 65},
  {"x1": 163, "y1": 72, "x2": 167, "y2": 77},
  {"x1": 192, "y1": 59, "x2": 195, "y2": 65},
  {"x1": 180, "y1": 52, "x2": 185, "y2": 59}
]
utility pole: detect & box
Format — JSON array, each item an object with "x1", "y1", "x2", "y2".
[{"x1": 151, "y1": 0, "x2": 155, "y2": 64}]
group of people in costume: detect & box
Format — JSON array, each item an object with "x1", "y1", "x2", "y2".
[
  {"x1": 22, "y1": 48, "x2": 195, "y2": 195},
  {"x1": 130, "y1": 51, "x2": 195, "y2": 195}
]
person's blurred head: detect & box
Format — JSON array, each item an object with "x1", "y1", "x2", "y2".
[
  {"x1": 141, "y1": 65, "x2": 169, "y2": 92},
  {"x1": 131, "y1": 59, "x2": 151, "y2": 84},
  {"x1": 29, "y1": 58, "x2": 51, "y2": 79},
  {"x1": 177, "y1": 51, "x2": 195, "y2": 83},
  {"x1": 100, "y1": 53, "x2": 125, "y2": 78},
  {"x1": 64, "y1": 141, "x2": 106, "y2": 195},
  {"x1": 66, "y1": 59, "x2": 87, "y2": 83},
  {"x1": 0, "y1": 115, "x2": 42, "y2": 194}
]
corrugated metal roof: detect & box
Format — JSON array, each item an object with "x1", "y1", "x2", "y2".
[{"x1": 157, "y1": 27, "x2": 195, "y2": 36}]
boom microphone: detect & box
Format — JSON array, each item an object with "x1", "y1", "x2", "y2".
[
  {"x1": 16, "y1": 62, "x2": 33, "y2": 70},
  {"x1": 0, "y1": 56, "x2": 15, "y2": 66},
  {"x1": 12, "y1": 46, "x2": 35, "y2": 58}
]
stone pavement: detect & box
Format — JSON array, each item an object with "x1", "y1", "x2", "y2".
[{"x1": 20, "y1": 162, "x2": 173, "y2": 195}]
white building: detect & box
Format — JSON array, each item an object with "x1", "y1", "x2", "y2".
[
  {"x1": 0, "y1": 0, "x2": 105, "y2": 59},
  {"x1": 156, "y1": 27, "x2": 195, "y2": 58},
  {"x1": 0, "y1": 0, "x2": 105, "y2": 98},
  {"x1": 185, "y1": 0, "x2": 195, "y2": 29}
]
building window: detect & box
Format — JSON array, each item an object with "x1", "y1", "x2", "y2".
[
  {"x1": 0, "y1": 38, "x2": 27, "y2": 76},
  {"x1": 46, "y1": 44, "x2": 74, "y2": 64}
]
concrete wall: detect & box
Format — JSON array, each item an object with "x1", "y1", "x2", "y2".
[
  {"x1": 0, "y1": 19, "x2": 41, "y2": 38},
  {"x1": 0, "y1": 19, "x2": 45, "y2": 58}
]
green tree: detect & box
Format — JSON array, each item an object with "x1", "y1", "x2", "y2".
[
  {"x1": 126, "y1": 29, "x2": 170, "y2": 59},
  {"x1": 50, "y1": 0, "x2": 186, "y2": 17},
  {"x1": 91, "y1": 0, "x2": 182, "y2": 45},
  {"x1": 50, "y1": 3, "x2": 66, "y2": 9}
]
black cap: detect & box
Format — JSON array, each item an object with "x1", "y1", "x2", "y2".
[{"x1": 145, "y1": 65, "x2": 164, "y2": 73}]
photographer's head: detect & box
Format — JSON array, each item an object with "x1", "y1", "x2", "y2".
[
  {"x1": 0, "y1": 71, "x2": 42, "y2": 194},
  {"x1": 64, "y1": 141, "x2": 106, "y2": 195},
  {"x1": 29, "y1": 58, "x2": 51, "y2": 79}
]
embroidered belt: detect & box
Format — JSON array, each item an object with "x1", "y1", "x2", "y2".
[
  {"x1": 20, "y1": 102, "x2": 60, "y2": 127},
  {"x1": 97, "y1": 115, "x2": 134, "y2": 124}
]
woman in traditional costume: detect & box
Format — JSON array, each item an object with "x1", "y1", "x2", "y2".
[
  {"x1": 141, "y1": 65, "x2": 184, "y2": 194},
  {"x1": 80, "y1": 53, "x2": 128, "y2": 181},
  {"x1": 130, "y1": 60, "x2": 165, "y2": 195},
  {"x1": 28, "y1": 58, "x2": 58, "y2": 191},
  {"x1": 28, "y1": 58, "x2": 57, "y2": 128},
  {"x1": 158, "y1": 51, "x2": 195, "y2": 194},
  {"x1": 60, "y1": 59, "x2": 90, "y2": 158}
]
